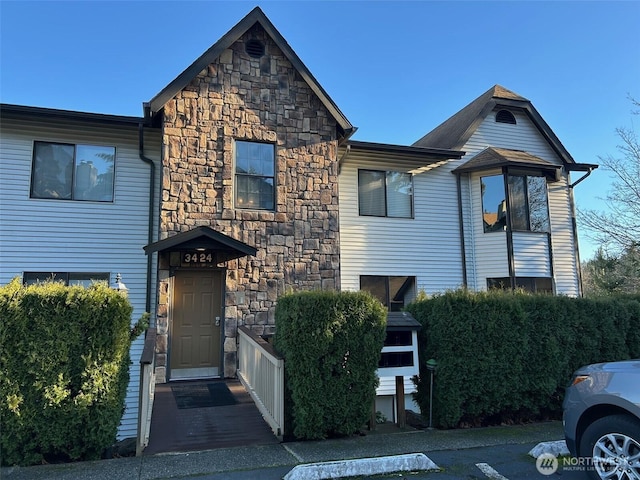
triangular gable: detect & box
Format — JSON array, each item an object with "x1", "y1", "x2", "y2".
[
  {"x1": 147, "y1": 7, "x2": 354, "y2": 139},
  {"x1": 413, "y1": 85, "x2": 580, "y2": 167}
]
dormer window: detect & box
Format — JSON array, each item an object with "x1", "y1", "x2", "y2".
[{"x1": 496, "y1": 110, "x2": 516, "y2": 125}]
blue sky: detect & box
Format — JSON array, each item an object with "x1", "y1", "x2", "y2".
[{"x1": 2, "y1": 1, "x2": 639, "y2": 259}]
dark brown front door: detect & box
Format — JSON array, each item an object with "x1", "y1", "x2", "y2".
[{"x1": 170, "y1": 270, "x2": 222, "y2": 379}]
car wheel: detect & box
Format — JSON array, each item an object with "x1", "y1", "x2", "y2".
[{"x1": 579, "y1": 414, "x2": 640, "y2": 480}]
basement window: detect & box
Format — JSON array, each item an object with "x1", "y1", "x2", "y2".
[
  {"x1": 487, "y1": 277, "x2": 553, "y2": 294},
  {"x1": 23, "y1": 272, "x2": 110, "y2": 287},
  {"x1": 496, "y1": 110, "x2": 517, "y2": 124},
  {"x1": 360, "y1": 276, "x2": 416, "y2": 311}
]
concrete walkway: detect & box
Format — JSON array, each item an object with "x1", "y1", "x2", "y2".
[{"x1": 1, "y1": 421, "x2": 564, "y2": 480}]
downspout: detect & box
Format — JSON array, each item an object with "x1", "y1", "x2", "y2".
[
  {"x1": 338, "y1": 144, "x2": 351, "y2": 174},
  {"x1": 456, "y1": 173, "x2": 468, "y2": 288},
  {"x1": 569, "y1": 167, "x2": 594, "y2": 188},
  {"x1": 568, "y1": 166, "x2": 596, "y2": 297},
  {"x1": 139, "y1": 119, "x2": 155, "y2": 313}
]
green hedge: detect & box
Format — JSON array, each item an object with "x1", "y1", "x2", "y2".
[
  {"x1": 407, "y1": 290, "x2": 640, "y2": 429},
  {"x1": 0, "y1": 278, "x2": 146, "y2": 466},
  {"x1": 274, "y1": 290, "x2": 386, "y2": 440}
]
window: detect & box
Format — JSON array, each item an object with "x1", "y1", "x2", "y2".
[
  {"x1": 31, "y1": 142, "x2": 115, "y2": 201},
  {"x1": 360, "y1": 276, "x2": 415, "y2": 311},
  {"x1": 23, "y1": 272, "x2": 110, "y2": 287},
  {"x1": 235, "y1": 141, "x2": 275, "y2": 210},
  {"x1": 481, "y1": 174, "x2": 549, "y2": 233},
  {"x1": 487, "y1": 277, "x2": 553, "y2": 294},
  {"x1": 358, "y1": 170, "x2": 412, "y2": 218}
]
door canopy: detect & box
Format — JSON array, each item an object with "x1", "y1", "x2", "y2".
[{"x1": 144, "y1": 226, "x2": 257, "y2": 263}]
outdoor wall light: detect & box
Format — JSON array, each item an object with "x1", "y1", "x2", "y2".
[{"x1": 113, "y1": 273, "x2": 128, "y2": 294}]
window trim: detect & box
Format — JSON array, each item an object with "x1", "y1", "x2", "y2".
[
  {"x1": 234, "y1": 140, "x2": 276, "y2": 211},
  {"x1": 358, "y1": 169, "x2": 414, "y2": 218},
  {"x1": 30, "y1": 141, "x2": 116, "y2": 202}
]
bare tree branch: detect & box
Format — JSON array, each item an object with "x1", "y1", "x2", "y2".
[{"x1": 578, "y1": 98, "x2": 640, "y2": 256}]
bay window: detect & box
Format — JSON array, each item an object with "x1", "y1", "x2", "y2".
[{"x1": 481, "y1": 173, "x2": 549, "y2": 233}]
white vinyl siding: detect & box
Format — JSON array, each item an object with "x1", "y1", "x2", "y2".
[
  {"x1": 376, "y1": 376, "x2": 416, "y2": 396},
  {"x1": 0, "y1": 113, "x2": 161, "y2": 439},
  {"x1": 339, "y1": 152, "x2": 464, "y2": 296},
  {"x1": 457, "y1": 110, "x2": 579, "y2": 295},
  {"x1": 513, "y1": 232, "x2": 551, "y2": 277}
]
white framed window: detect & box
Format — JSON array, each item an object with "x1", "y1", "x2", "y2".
[
  {"x1": 358, "y1": 170, "x2": 413, "y2": 218},
  {"x1": 30, "y1": 142, "x2": 116, "y2": 201},
  {"x1": 235, "y1": 141, "x2": 275, "y2": 210}
]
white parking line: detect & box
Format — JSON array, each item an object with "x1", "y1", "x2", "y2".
[{"x1": 476, "y1": 462, "x2": 510, "y2": 480}]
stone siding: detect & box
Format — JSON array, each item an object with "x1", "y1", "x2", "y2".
[{"x1": 155, "y1": 24, "x2": 341, "y2": 381}]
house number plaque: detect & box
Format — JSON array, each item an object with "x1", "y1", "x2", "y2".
[{"x1": 182, "y1": 250, "x2": 215, "y2": 265}]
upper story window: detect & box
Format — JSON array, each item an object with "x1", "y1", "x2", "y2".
[
  {"x1": 360, "y1": 275, "x2": 416, "y2": 311},
  {"x1": 30, "y1": 142, "x2": 115, "y2": 202},
  {"x1": 235, "y1": 141, "x2": 275, "y2": 210},
  {"x1": 358, "y1": 170, "x2": 413, "y2": 218},
  {"x1": 23, "y1": 272, "x2": 110, "y2": 287},
  {"x1": 481, "y1": 173, "x2": 549, "y2": 233},
  {"x1": 495, "y1": 110, "x2": 516, "y2": 124}
]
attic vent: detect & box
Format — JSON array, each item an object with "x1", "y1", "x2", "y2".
[
  {"x1": 245, "y1": 39, "x2": 265, "y2": 58},
  {"x1": 496, "y1": 110, "x2": 517, "y2": 124}
]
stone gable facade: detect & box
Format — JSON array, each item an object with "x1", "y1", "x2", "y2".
[{"x1": 154, "y1": 24, "x2": 341, "y2": 381}]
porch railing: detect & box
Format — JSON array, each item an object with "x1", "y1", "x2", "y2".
[
  {"x1": 136, "y1": 327, "x2": 156, "y2": 456},
  {"x1": 237, "y1": 326, "x2": 284, "y2": 440}
]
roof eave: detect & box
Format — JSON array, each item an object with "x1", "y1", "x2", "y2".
[
  {"x1": 567, "y1": 163, "x2": 599, "y2": 172},
  {"x1": 346, "y1": 140, "x2": 465, "y2": 159},
  {"x1": 1, "y1": 103, "x2": 145, "y2": 126},
  {"x1": 517, "y1": 105, "x2": 576, "y2": 165}
]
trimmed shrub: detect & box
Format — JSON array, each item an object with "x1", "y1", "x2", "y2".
[
  {"x1": 0, "y1": 278, "x2": 146, "y2": 466},
  {"x1": 274, "y1": 290, "x2": 386, "y2": 440},
  {"x1": 408, "y1": 290, "x2": 640, "y2": 429}
]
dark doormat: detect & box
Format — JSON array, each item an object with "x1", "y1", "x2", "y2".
[{"x1": 171, "y1": 382, "x2": 238, "y2": 409}]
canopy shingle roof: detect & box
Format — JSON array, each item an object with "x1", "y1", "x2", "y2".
[{"x1": 452, "y1": 147, "x2": 561, "y2": 176}]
